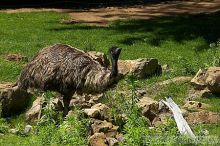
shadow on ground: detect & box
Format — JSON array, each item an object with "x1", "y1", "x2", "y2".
[
  {"x1": 49, "y1": 10, "x2": 220, "y2": 49},
  {"x1": 0, "y1": 0, "x2": 158, "y2": 9}
]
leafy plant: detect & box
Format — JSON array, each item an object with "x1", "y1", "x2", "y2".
[
  {"x1": 30, "y1": 108, "x2": 89, "y2": 146},
  {"x1": 0, "y1": 118, "x2": 9, "y2": 134},
  {"x1": 209, "y1": 39, "x2": 220, "y2": 66},
  {"x1": 177, "y1": 56, "x2": 196, "y2": 75},
  {"x1": 57, "y1": 112, "x2": 90, "y2": 146}
]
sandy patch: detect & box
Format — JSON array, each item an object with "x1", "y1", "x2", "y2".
[{"x1": 1, "y1": 0, "x2": 220, "y2": 26}]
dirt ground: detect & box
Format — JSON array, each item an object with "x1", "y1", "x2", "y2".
[{"x1": 1, "y1": 0, "x2": 220, "y2": 26}]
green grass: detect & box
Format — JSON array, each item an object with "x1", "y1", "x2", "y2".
[
  {"x1": 0, "y1": 10, "x2": 220, "y2": 145},
  {"x1": 0, "y1": 59, "x2": 23, "y2": 81},
  {"x1": 1, "y1": 11, "x2": 220, "y2": 82}
]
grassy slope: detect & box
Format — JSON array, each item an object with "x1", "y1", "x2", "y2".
[
  {"x1": 0, "y1": 11, "x2": 220, "y2": 144},
  {"x1": 1, "y1": 11, "x2": 220, "y2": 81}
]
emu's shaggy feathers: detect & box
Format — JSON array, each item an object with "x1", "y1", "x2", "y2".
[{"x1": 18, "y1": 44, "x2": 112, "y2": 95}]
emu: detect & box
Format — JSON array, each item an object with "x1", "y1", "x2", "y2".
[{"x1": 18, "y1": 44, "x2": 121, "y2": 116}]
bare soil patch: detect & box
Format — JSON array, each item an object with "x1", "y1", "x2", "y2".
[{"x1": 1, "y1": 0, "x2": 220, "y2": 26}]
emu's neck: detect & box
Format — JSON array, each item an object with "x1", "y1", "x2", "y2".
[{"x1": 110, "y1": 58, "x2": 118, "y2": 78}]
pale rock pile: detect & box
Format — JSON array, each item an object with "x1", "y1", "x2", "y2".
[
  {"x1": 84, "y1": 103, "x2": 123, "y2": 146},
  {"x1": 70, "y1": 93, "x2": 103, "y2": 108}
]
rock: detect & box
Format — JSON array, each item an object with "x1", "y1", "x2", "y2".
[
  {"x1": 87, "y1": 51, "x2": 110, "y2": 68},
  {"x1": 0, "y1": 85, "x2": 31, "y2": 117},
  {"x1": 162, "y1": 64, "x2": 173, "y2": 73},
  {"x1": 91, "y1": 120, "x2": 113, "y2": 133},
  {"x1": 158, "y1": 100, "x2": 169, "y2": 113},
  {"x1": 105, "y1": 125, "x2": 119, "y2": 138},
  {"x1": 26, "y1": 96, "x2": 63, "y2": 121},
  {"x1": 49, "y1": 97, "x2": 63, "y2": 111},
  {"x1": 151, "y1": 112, "x2": 172, "y2": 127},
  {"x1": 70, "y1": 93, "x2": 103, "y2": 108},
  {"x1": 137, "y1": 96, "x2": 159, "y2": 122},
  {"x1": 0, "y1": 83, "x2": 16, "y2": 89},
  {"x1": 186, "y1": 88, "x2": 212, "y2": 100},
  {"x1": 180, "y1": 108, "x2": 189, "y2": 117},
  {"x1": 191, "y1": 69, "x2": 207, "y2": 90},
  {"x1": 67, "y1": 110, "x2": 74, "y2": 117},
  {"x1": 136, "y1": 89, "x2": 147, "y2": 97},
  {"x1": 115, "y1": 133, "x2": 124, "y2": 143},
  {"x1": 84, "y1": 103, "x2": 110, "y2": 120},
  {"x1": 8, "y1": 128, "x2": 18, "y2": 134},
  {"x1": 89, "y1": 132, "x2": 108, "y2": 146},
  {"x1": 6, "y1": 53, "x2": 28, "y2": 62},
  {"x1": 25, "y1": 97, "x2": 42, "y2": 121},
  {"x1": 88, "y1": 94, "x2": 104, "y2": 105},
  {"x1": 24, "y1": 125, "x2": 32, "y2": 134},
  {"x1": 70, "y1": 95, "x2": 89, "y2": 108},
  {"x1": 186, "y1": 111, "x2": 220, "y2": 124},
  {"x1": 91, "y1": 119, "x2": 119, "y2": 137},
  {"x1": 206, "y1": 68, "x2": 220, "y2": 93},
  {"x1": 183, "y1": 101, "x2": 209, "y2": 111},
  {"x1": 106, "y1": 137, "x2": 118, "y2": 146},
  {"x1": 191, "y1": 67, "x2": 220, "y2": 93},
  {"x1": 118, "y1": 58, "x2": 162, "y2": 78}
]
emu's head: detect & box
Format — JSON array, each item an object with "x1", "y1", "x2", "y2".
[
  {"x1": 109, "y1": 46, "x2": 122, "y2": 78},
  {"x1": 109, "y1": 46, "x2": 121, "y2": 61}
]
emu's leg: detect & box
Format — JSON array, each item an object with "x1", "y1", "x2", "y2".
[{"x1": 63, "y1": 96, "x2": 71, "y2": 117}]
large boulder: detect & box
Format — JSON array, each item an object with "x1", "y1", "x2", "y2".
[
  {"x1": 191, "y1": 67, "x2": 220, "y2": 93},
  {"x1": 85, "y1": 53, "x2": 162, "y2": 79},
  {"x1": 0, "y1": 84, "x2": 31, "y2": 117},
  {"x1": 118, "y1": 58, "x2": 162, "y2": 78}
]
